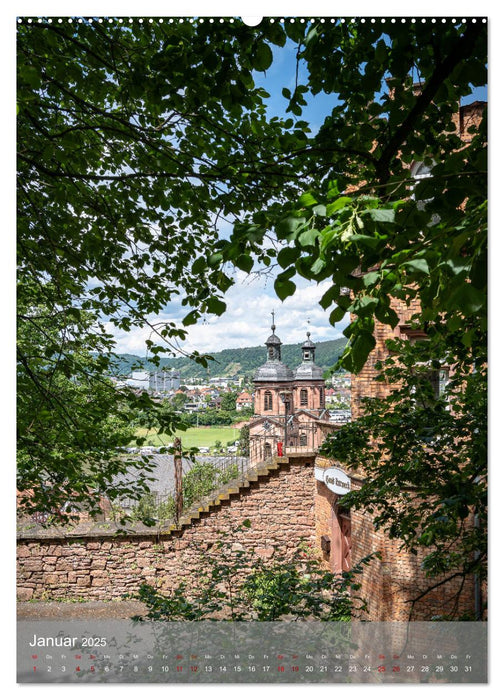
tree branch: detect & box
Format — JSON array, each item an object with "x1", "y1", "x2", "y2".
[{"x1": 376, "y1": 23, "x2": 485, "y2": 185}]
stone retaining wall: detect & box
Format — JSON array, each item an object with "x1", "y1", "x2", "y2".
[{"x1": 17, "y1": 457, "x2": 316, "y2": 602}]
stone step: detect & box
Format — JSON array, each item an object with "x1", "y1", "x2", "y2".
[
  {"x1": 158, "y1": 458, "x2": 292, "y2": 532},
  {"x1": 216, "y1": 487, "x2": 240, "y2": 500}
]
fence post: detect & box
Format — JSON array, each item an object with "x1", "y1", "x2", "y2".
[{"x1": 174, "y1": 437, "x2": 183, "y2": 523}]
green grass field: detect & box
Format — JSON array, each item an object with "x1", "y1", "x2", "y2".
[{"x1": 134, "y1": 425, "x2": 239, "y2": 449}]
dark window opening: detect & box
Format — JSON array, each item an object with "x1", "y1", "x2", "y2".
[{"x1": 415, "y1": 368, "x2": 449, "y2": 402}]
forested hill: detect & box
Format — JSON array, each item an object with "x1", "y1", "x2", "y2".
[{"x1": 110, "y1": 337, "x2": 347, "y2": 380}]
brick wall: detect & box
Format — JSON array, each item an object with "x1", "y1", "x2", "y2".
[
  {"x1": 313, "y1": 455, "x2": 476, "y2": 621},
  {"x1": 17, "y1": 457, "x2": 316, "y2": 603},
  {"x1": 458, "y1": 101, "x2": 485, "y2": 142},
  {"x1": 351, "y1": 296, "x2": 423, "y2": 419}
]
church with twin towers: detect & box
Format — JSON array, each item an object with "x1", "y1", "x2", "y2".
[{"x1": 248, "y1": 313, "x2": 334, "y2": 466}]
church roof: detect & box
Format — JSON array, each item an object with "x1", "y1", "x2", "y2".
[
  {"x1": 294, "y1": 362, "x2": 324, "y2": 380},
  {"x1": 254, "y1": 361, "x2": 294, "y2": 382},
  {"x1": 265, "y1": 331, "x2": 282, "y2": 345},
  {"x1": 254, "y1": 316, "x2": 294, "y2": 383}
]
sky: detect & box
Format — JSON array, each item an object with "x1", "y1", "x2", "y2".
[
  {"x1": 107, "y1": 18, "x2": 487, "y2": 358},
  {"x1": 109, "y1": 272, "x2": 346, "y2": 357},
  {"x1": 111, "y1": 27, "x2": 351, "y2": 357}
]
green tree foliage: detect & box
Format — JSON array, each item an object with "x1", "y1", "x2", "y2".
[
  {"x1": 181, "y1": 459, "x2": 238, "y2": 507},
  {"x1": 170, "y1": 392, "x2": 189, "y2": 411},
  {"x1": 213, "y1": 20, "x2": 487, "y2": 611},
  {"x1": 18, "y1": 15, "x2": 487, "y2": 604},
  {"x1": 219, "y1": 20, "x2": 486, "y2": 371},
  {"x1": 17, "y1": 18, "x2": 301, "y2": 517},
  {"x1": 321, "y1": 338, "x2": 486, "y2": 616},
  {"x1": 238, "y1": 424, "x2": 250, "y2": 457},
  {"x1": 129, "y1": 460, "x2": 240, "y2": 524},
  {"x1": 17, "y1": 294, "x2": 161, "y2": 522},
  {"x1": 220, "y1": 391, "x2": 238, "y2": 412},
  {"x1": 130, "y1": 521, "x2": 374, "y2": 621}
]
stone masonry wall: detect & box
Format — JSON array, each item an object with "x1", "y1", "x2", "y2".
[
  {"x1": 17, "y1": 457, "x2": 316, "y2": 602},
  {"x1": 314, "y1": 454, "x2": 476, "y2": 621},
  {"x1": 351, "y1": 297, "x2": 423, "y2": 419}
]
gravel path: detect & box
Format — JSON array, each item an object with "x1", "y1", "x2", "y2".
[{"x1": 17, "y1": 600, "x2": 149, "y2": 620}]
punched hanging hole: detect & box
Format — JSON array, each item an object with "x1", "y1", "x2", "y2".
[{"x1": 241, "y1": 17, "x2": 263, "y2": 26}]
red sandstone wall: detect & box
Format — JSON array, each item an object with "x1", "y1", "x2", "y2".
[
  {"x1": 254, "y1": 383, "x2": 288, "y2": 415},
  {"x1": 17, "y1": 458, "x2": 316, "y2": 602},
  {"x1": 351, "y1": 297, "x2": 423, "y2": 419},
  {"x1": 314, "y1": 455, "x2": 476, "y2": 621}
]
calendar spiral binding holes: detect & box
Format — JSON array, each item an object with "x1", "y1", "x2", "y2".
[{"x1": 16, "y1": 17, "x2": 488, "y2": 25}]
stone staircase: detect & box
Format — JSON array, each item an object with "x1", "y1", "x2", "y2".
[{"x1": 157, "y1": 456, "x2": 291, "y2": 535}]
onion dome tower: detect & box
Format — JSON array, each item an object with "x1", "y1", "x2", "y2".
[
  {"x1": 253, "y1": 313, "x2": 294, "y2": 415},
  {"x1": 293, "y1": 332, "x2": 325, "y2": 410}
]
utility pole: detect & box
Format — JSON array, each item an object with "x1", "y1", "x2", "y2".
[{"x1": 174, "y1": 437, "x2": 183, "y2": 523}]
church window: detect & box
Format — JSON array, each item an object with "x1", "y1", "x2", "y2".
[
  {"x1": 300, "y1": 388, "x2": 308, "y2": 406},
  {"x1": 319, "y1": 387, "x2": 324, "y2": 405},
  {"x1": 264, "y1": 390, "x2": 273, "y2": 411}
]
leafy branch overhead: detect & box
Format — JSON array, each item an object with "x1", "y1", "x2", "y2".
[
  {"x1": 215, "y1": 21, "x2": 486, "y2": 373},
  {"x1": 17, "y1": 11, "x2": 486, "y2": 578}
]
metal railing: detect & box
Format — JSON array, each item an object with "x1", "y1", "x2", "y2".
[
  {"x1": 284, "y1": 445, "x2": 317, "y2": 455},
  {"x1": 115, "y1": 454, "x2": 250, "y2": 521},
  {"x1": 249, "y1": 420, "x2": 322, "y2": 466}
]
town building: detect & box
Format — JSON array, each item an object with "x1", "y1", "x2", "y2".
[
  {"x1": 249, "y1": 317, "x2": 336, "y2": 465},
  {"x1": 236, "y1": 391, "x2": 253, "y2": 411},
  {"x1": 124, "y1": 370, "x2": 150, "y2": 390},
  {"x1": 149, "y1": 368, "x2": 181, "y2": 394}
]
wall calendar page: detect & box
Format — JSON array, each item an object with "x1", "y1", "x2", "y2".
[{"x1": 15, "y1": 8, "x2": 488, "y2": 688}]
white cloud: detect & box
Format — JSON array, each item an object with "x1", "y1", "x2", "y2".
[{"x1": 110, "y1": 272, "x2": 347, "y2": 356}]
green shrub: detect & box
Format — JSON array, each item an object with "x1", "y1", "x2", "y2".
[
  {"x1": 130, "y1": 461, "x2": 240, "y2": 523},
  {"x1": 129, "y1": 520, "x2": 375, "y2": 621}
]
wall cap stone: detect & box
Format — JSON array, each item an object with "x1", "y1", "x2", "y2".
[{"x1": 17, "y1": 455, "x2": 316, "y2": 543}]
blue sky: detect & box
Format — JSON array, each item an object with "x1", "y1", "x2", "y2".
[
  {"x1": 113, "y1": 21, "x2": 487, "y2": 358},
  {"x1": 32, "y1": 13, "x2": 481, "y2": 358}
]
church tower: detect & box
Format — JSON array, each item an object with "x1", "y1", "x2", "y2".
[
  {"x1": 249, "y1": 316, "x2": 332, "y2": 465},
  {"x1": 293, "y1": 332, "x2": 326, "y2": 412},
  {"x1": 252, "y1": 313, "x2": 294, "y2": 417}
]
